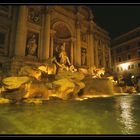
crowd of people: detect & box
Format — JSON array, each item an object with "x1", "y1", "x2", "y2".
[{"x1": 116, "y1": 73, "x2": 140, "y2": 93}]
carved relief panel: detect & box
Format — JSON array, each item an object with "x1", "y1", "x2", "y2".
[{"x1": 27, "y1": 7, "x2": 43, "y2": 26}]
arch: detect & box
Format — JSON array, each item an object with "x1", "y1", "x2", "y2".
[
  {"x1": 52, "y1": 20, "x2": 73, "y2": 38},
  {"x1": 51, "y1": 21, "x2": 73, "y2": 62}
]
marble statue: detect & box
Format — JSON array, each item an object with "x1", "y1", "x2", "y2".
[
  {"x1": 59, "y1": 42, "x2": 71, "y2": 66},
  {"x1": 26, "y1": 34, "x2": 37, "y2": 56},
  {"x1": 54, "y1": 42, "x2": 77, "y2": 72}
]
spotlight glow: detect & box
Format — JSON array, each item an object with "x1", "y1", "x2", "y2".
[
  {"x1": 131, "y1": 75, "x2": 134, "y2": 79},
  {"x1": 120, "y1": 63, "x2": 129, "y2": 70}
]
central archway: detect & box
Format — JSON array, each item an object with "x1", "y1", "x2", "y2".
[{"x1": 52, "y1": 21, "x2": 72, "y2": 63}]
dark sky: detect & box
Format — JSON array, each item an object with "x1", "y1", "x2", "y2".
[{"x1": 89, "y1": 5, "x2": 140, "y2": 39}]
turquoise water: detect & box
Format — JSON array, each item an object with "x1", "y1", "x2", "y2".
[{"x1": 0, "y1": 95, "x2": 140, "y2": 134}]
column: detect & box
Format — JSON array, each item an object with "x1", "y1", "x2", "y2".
[
  {"x1": 73, "y1": 40, "x2": 77, "y2": 66},
  {"x1": 87, "y1": 20, "x2": 94, "y2": 67},
  {"x1": 95, "y1": 40, "x2": 99, "y2": 68},
  {"x1": 70, "y1": 38, "x2": 75, "y2": 64},
  {"x1": 43, "y1": 7, "x2": 51, "y2": 60},
  {"x1": 70, "y1": 42, "x2": 74, "y2": 64},
  {"x1": 89, "y1": 32, "x2": 94, "y2": 67},
  {"x1": 108, "y1": 45, "x2": 112, "y2": 68},
  {"x1": 50, "y1": 37, "x2": 53, "y2": 57},
  {"x1": 50, "y1": 30, "x2": 56, "y2": 57},
  {"x1": 102, "y1": 43, "x2": 106, "y2": 68},
  {"x1": 76, "y1": 20, "x2": 81, "y2": 66},
  {"x1": 15, "y1": 6, "x2": 27, "y2": 57},
  {"x1": 113, "y1": 48, "x2": 117, "y2": 72},
  {"x1": 98, "y1": 40, "x2": 102, "y2": 68}
]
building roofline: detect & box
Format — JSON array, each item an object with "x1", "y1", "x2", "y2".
[{"x1": 112, "y1": 26, "x2": 140, "y2": 42}]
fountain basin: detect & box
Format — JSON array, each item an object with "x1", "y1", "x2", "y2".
[{"x1": 83, "y1": 77, "x2": 114, "y2": 97}]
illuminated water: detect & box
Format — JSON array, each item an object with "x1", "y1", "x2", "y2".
[{"x1": 0, "y1": 95, "x2": 140, "y2": 134}]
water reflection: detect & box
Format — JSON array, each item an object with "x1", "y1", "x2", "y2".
[
  {"x1": 116, "y1": 96, "x2": 137, "y2": 134},
  {"x1": 0, "y1": 96, "x2": 140, "y2": 134}
]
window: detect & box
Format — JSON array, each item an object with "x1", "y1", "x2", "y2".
[
  {"x1": 118, "y1": 57, "x2": 122, "y2": 62},
  {"x1": 138, "y1": 63, "x2": 140, "y2": 68},
  {"x1": 128, "y1": 65, "x2": 131, "y2": 70},
  {"x1": 138, "y1": 51, "x2": 140, "y2": 57},
  {"x1": 131, "y1": 64, "x2": 134, "y2": 69},
  {"x1": 123, "y1": 56, "x2": 126, "y2": 61},
  {"x1": 116, "y1": 48, "x2": 122, "y2": 53},
  {"x1": 127, "y1": 54, "x2": 131, "y2": 60},
  {"x1": 117, "y1": 67, "x2": 119, "y2": 72}
]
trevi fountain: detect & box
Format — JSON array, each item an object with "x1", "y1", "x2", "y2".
[{"x1": 0, "y1": 42, "x2": 140, "y2": 135}]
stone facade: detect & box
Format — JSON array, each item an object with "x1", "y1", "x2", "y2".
[
  {"x1": 0, "y1": 6, "x2": 111, "y2": 75},
  {"x1": 111, "y1": 27, "x2": 140, "y2": 76}
]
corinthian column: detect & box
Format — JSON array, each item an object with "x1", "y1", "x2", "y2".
[
  {"x1": 76, "y1": 20, "x2": 81, "y2": 66},
  {"x1": 95, "y1": 39, "x2": 99, "y2": 68},
  {"x1": 73, "y1": 38, "x2": 77, "y2": 66},
  {"x1": 102, "y1": 43, "x2": 106, "y2": 68},
  {"x1": 70, "y1": 37, "x2": 75, "y2": 65},
  {"x1": 108, "y1": 45, "x2": 112, "y2": 68},
  {"x1": 15, "y1": 6, "x2": 27, "y2": 57},
  {"x1": 50, "y1": 30, "x2": 56, "y2": 57},
  {"x1": 43, "y1": 7, "x2": 51, "y2": 60},
  {"x1": 89, "y1": 32, "x2": 94, "y2": 67},
  {"x1": 87, "y1": 19, "x2": 94, "y2": 67}
]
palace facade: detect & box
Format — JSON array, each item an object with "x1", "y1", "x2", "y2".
[
  {"x1": 0, "y1": 5, "x2": 111, "y2": 75},
  {"x1": 111, "y1": 27, "x2": 140, "y2": 76}
]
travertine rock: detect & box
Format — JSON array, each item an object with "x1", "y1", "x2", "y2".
[
  {"x1": 2, "y1": 76, "x2": 30, "y2": 90},
  {"x1": 0, "y1": 98, "x2": 11, "y2": 104}
]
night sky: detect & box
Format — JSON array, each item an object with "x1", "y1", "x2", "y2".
[{"x1": 89, "y1": 5, "x2": 140, "y2": 39}]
